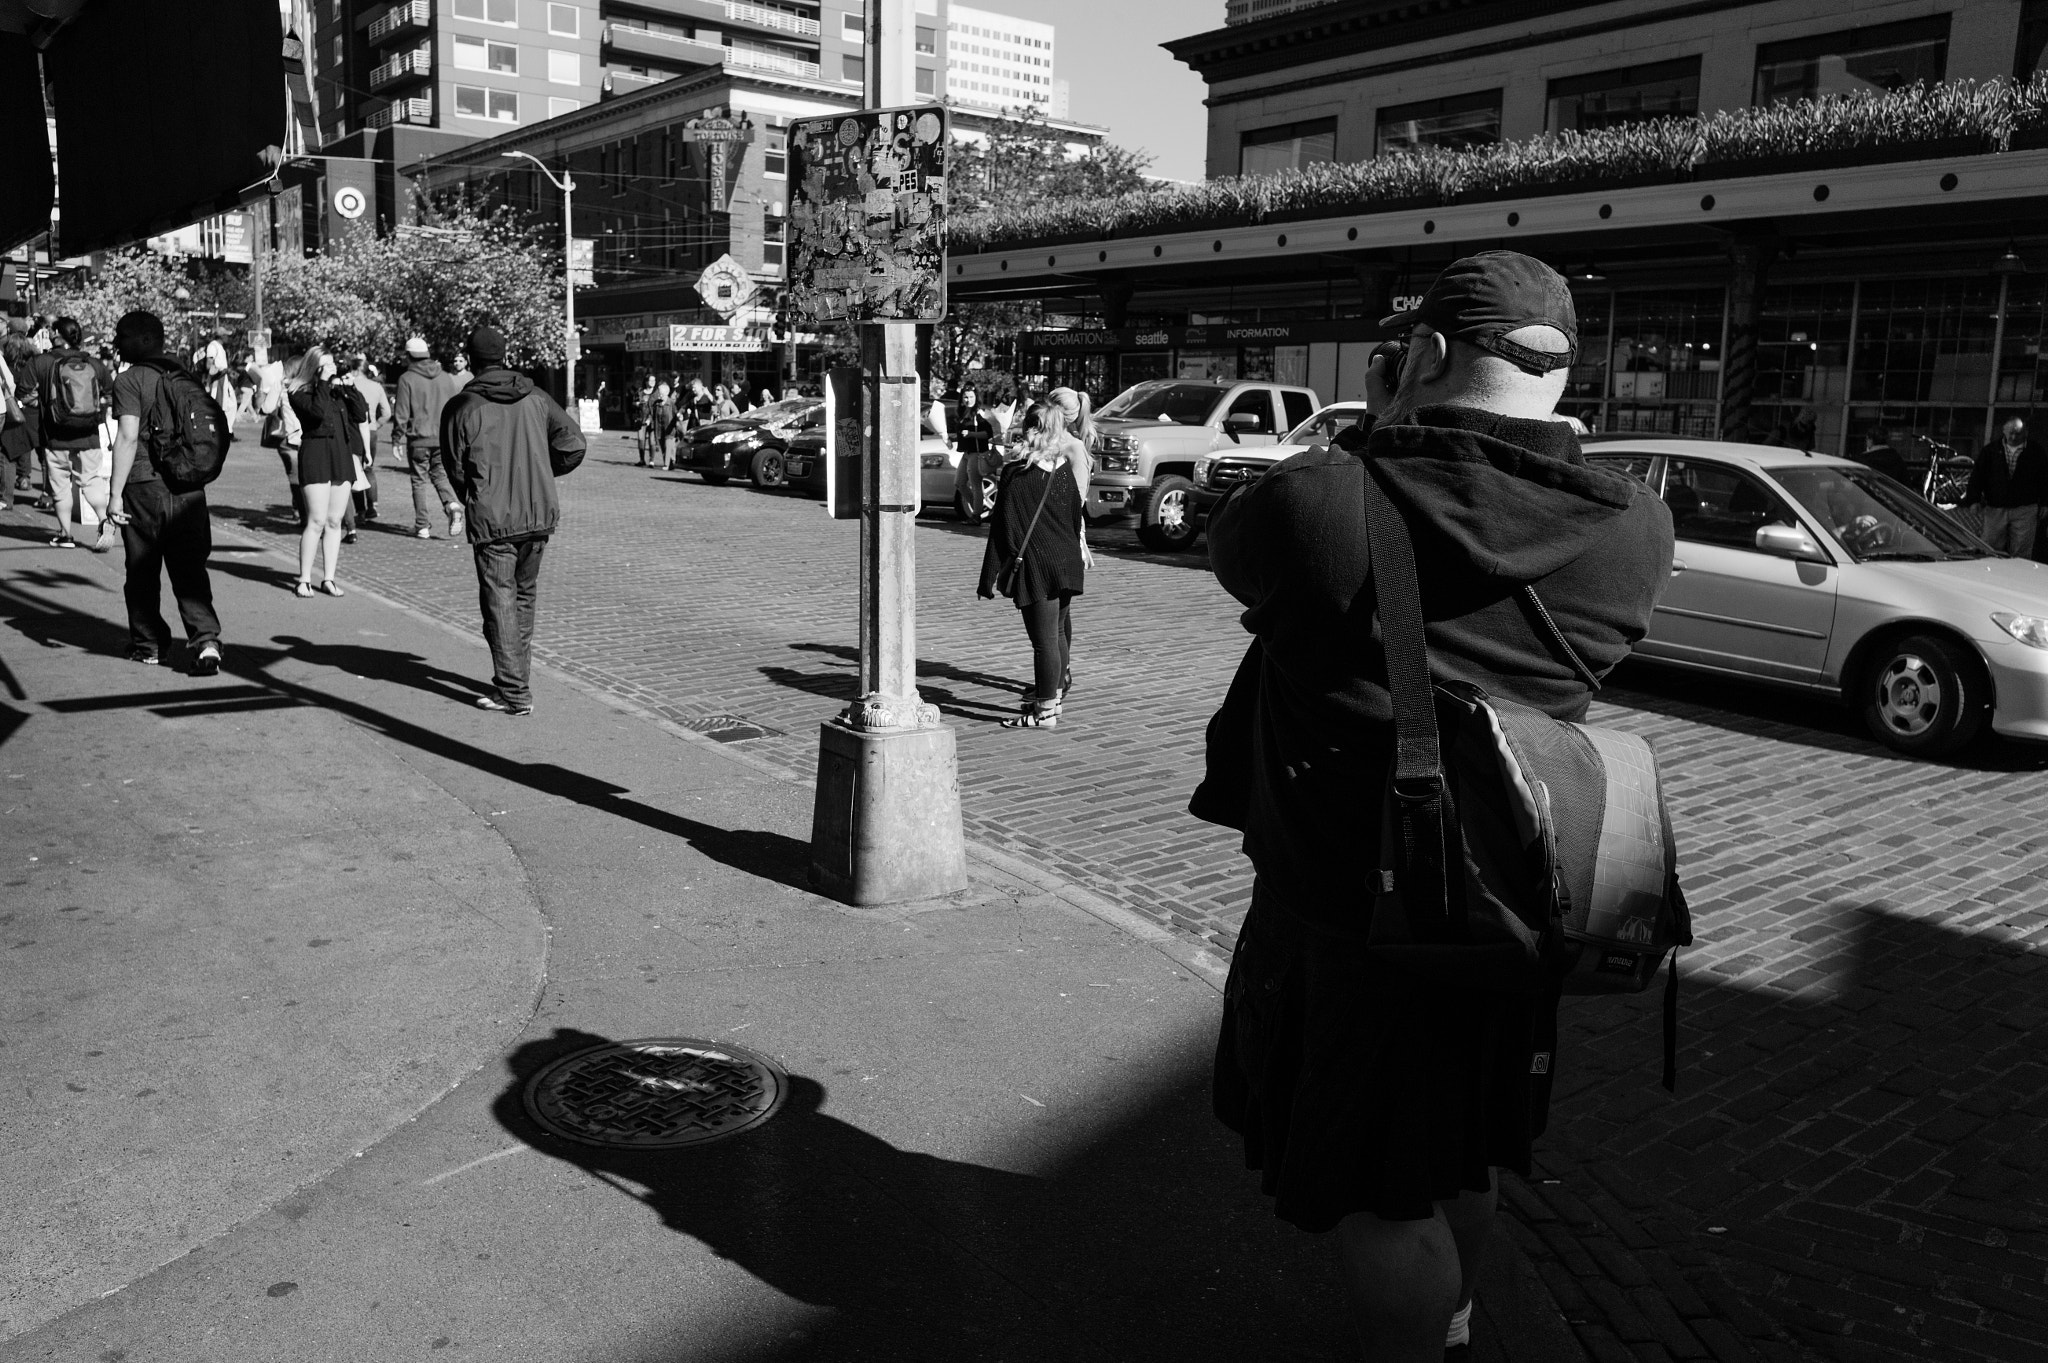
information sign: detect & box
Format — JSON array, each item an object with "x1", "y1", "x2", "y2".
[{"x1": 787, "y1": 105, "x2": 947, "y2": 325}]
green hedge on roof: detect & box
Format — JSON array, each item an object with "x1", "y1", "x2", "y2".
[{"x1": 951, "y1": 76, "x2": 2048, "y2": 255}]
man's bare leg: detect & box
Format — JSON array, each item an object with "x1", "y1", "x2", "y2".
[{"x1": 1335, "y1": 1173, "x2": 1497, "y2": 1361}]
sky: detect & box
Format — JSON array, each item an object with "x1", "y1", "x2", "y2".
[{"x1": 984, "y1": 0, "x2": 1214, "y2": 182}]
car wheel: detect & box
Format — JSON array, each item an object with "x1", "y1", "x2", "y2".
[
  {"x1": 1860, "y1": 632, "x2": 1987, "y2": 756},
  {"x1": 750, "y1": 448, "x2": 787, "y2": 489},
  {"x1": 956, "y1": 472, "x2": 997, "y2": 522},
  {"x1": 1137, "y1": 475, "x2": 1200, "y2": 553},
  {"x1": 700, "y1": 471, "x2": 730, "y2": 486}
]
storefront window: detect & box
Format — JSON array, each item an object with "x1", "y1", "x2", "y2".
[
  {"x1": 1240, "y1": 118, "x2": 1337, "y2": 176},
  {"x1": 1754, "y1": 17, "x2": 1948, "y2": 105},
  {"x1": 1752, "y1": 282, "x2": 1853, "y2": 451},
  {"x1": 1548, "y1": 58, "x2": 1699, "y2": 133},
  {"x1": 1563, "y1": 289, "x2": 1611, "y2": 430},
  {"x1": 1848, "y1": 276, "x2": 1996, "y2": 458},
  {"x1": 1376, "y1": 91, "x2": 1500, "y2": 156},
  {"x1": 1177, "y1": 349, "x2": 1238, "y2": 381},
  {"x1": 1607, "y1": 289, "x2": 1723, "y2": 437}
]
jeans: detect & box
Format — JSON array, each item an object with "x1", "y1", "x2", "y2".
[
  {"x1": 475, "y1": 535, "x2": 547, "y2": 706},
  {"x1": 1982, "y1": 504, "x2": 2039, "y2": 558},
  {"x1": 1019, "y1": 592, "x2": 1073, "y2": 702},
  {"x1": 121, "y1": 479, "x2": 220, "y2": 656},
  {"x1": 408, "y1": 441, "x2": 457, "y2": 531}
]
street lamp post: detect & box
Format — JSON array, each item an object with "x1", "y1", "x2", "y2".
[{"x1": 502, "y1": 150, "x2": 579, "y2": 406}]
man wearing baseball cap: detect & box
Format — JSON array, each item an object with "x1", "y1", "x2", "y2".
[
  {"x1": 438, "y1": 322, "x2": 586, "y2": 715},
  {"x1": 1200, "y1": 251, "x2": 1674, "y2": 1360},
  {"x1": 392, "y1": 335, "x2": 465, "y2": 540}
]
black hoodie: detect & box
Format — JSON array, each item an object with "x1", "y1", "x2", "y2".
[
  {"x1": 439, "y1": 367, "x2": 586, "y2": 544},
  {"x1": 1202, "y1": 404, "x2": 1673, "y2": 925}
]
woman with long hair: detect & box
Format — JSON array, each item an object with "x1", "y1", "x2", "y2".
[
  {"x1": 977, "y1": 399, "x2": 1086, "y2": 729},
  {"x1": 1048, "y1": 385, "x2": 1095, "y2": 503},
  {"x1": 711, "y1": 383, "x2": 739, "y2": 420},
  {"x1": 285, "y1": 345, "x2": 356, "y2": 598}
]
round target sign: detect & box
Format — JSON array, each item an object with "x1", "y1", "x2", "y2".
[{"x1": 333, "y1": 185, "x2": 367, "y2": 220}]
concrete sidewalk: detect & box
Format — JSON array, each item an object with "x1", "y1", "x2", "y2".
[{"x1": 0, "y1": 505, "x2": 1583, "y2": 1362}]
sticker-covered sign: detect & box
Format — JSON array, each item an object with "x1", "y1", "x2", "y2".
[
  {"x1": 695, "y1": 253, "x2": 756, "y2": 318},
  {"x1": 787, "y1": 104, "x2": 946, "y2": 325}
]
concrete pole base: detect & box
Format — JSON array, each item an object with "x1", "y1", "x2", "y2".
[{"x1": 809, "y1": 720, "x2": 968, "y2": 906}]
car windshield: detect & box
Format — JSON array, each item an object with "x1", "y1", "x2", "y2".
[
  {"x1": 1284, "y1": 406, "x2": 1372, "y2": 446},
  {"x1": 1097, "y1": 382, "x2": 1222, "y2": 425},
  {"x1": 1773, "y1": 466, "x2": 1991, "y2": 562},
  {"x1": 746, "y1": 399, "x2": 815, "y2": 424}
]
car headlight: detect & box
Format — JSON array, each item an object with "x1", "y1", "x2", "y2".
[
  {"x1": 1194, "y1": 458, "x2": 1212, "y2": 487},
  {"x1": 1098, "y1": 451, "x2": 1139, "y2": 473},
  {"x1": 1093, "y1": 433, "x2": 1135, "y2": 455},
  {"x1": 712, "y1": 429, "x2": 755, "y2": 445},
  {"x1": 1993, "y1": 611, "x2": 2048, "y2": 648}
]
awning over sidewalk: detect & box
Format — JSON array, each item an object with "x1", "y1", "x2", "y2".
[{"x1": 0, "y1": 0, "x2": 284, "y2": 257}]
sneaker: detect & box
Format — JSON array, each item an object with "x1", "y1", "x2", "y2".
[
  {"x1": 47, "y1": 534, "x2": 77, "y2": 548},
  {"x1": 126, "y1": 648, "x2": 160, "y2": 666},
  {"x1": 446, "y1": 505, "x2": 465, "y2": 538},
  {"x1": 341, "y1": 530, "x2": 358, "y2": 545},
  {"x1": 191, "y1": 642, "x2": 222, "y2": 676},
  {"x1": 415, "y1": 527, "x2": 434, "y2": 539},
  {"x1": 474, "y1": 692, "x2": 532, "y2": 716}
]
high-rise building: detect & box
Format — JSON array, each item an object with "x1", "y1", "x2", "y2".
[
  {"x1": 943, "y1": 4, "x2": 1056, "y2": 115},
  {"x1": 1223, "y1": 0, "x2": 1330, "y2": 25}
]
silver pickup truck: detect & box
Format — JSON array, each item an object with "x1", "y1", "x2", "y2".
[{"x1": 1086, "y1": 379, "x2": 1321, "y2": 552}]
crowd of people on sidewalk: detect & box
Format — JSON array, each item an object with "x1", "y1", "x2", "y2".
[
  {"x1": 0, "y1": 310, "x2": 585, "y2": 717},
  {"x1": 629, "y1": 373, "x2": 791, "y2": 470}
]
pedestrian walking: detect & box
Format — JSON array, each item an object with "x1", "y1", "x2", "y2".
[
  {"x1": 651, "y1": 381, "x2": 677, "y2": 469},
  {"x1": 1963, "y1": 417, "x2": 2047, "y2": 557},
  {"x1": 345, "y1": 352, "x2": 389, "y2": 525},
  {"x1": 977, "y1": 399, "x2": 1085, "y2": 729},
  {"x1": 29, "y1": 317, "x2": 116, "y2": 551},
  {"x1": 105, "y1": 309, "x2": 223, "y2": 675},
  {"x1": 1199, "y1": 252, "x2": 1672, "y2": 1363},
  {"x1": 3, "y1": 321, "x2": 45, "y2": 505},
  {"x1": 194, "y1": 329, "x2": 234, "y2": 418},
  {"x1": 711, "y1": 383, "x2": 739, "y2": 420},
  {"x1": 439, "y1": 323, "x2": 586, "y2": 716},
  {"x1": 0, "y1": 333, "x2": 28, "y2": 512},
  {"x1": 634, "y1": 374, "x2": 658, "y2": 465},
  {"x1": 392, "y1": 336, "x2": 466, "y2": 540},
  {"x1": 685, "y1": 376, "x2": 712, "y2": 432},
  {"x1": 953, "y1": 385, "x2": 1005, "y2": 520},
  {"x1": 285, "y1": 346, "x2": 359, "y2": 597}
]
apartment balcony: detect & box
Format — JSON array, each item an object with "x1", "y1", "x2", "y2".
[
  {"x1": 601, "y1": 69, "x2": 669, "y2": 99},
  {"x1": 366, "y1": 0, "x2": 429, "y2": 48},
  {"x1": 605, "y1": 0, "x2": 820, "y2": 43},
  {"x1": 602, "y1": 24, "x2": 819, "y2": 79},
  {"x1": 368, "y1": 45, "x2": 431, "y2": 93},
  {"x1": 366, "y1": 94, "x2": 433, "y2": 129}
]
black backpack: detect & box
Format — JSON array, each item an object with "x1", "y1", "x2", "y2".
[
  {"x1": 1361, "y1": 459, "x2": 1693, "y2": 1086},
  {"x1": 137, "y1": 359, "x2": 231, "y2": 492}
]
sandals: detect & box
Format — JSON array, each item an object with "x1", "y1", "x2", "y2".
[
  {"x1": 293, "y1": 580, "x2": 314, "y2": 598},
  {"x1": 319, "y1": 580, "x2": 345, "y2": 597},
  {"x1": 1001, "y1": 700, "x2": 1062, "y2": 730}
]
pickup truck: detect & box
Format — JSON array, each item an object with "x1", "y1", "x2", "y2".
[
  {"x1": 1086, "y1": 379, "x2": 1321, "y2": 552},
  {"x1": 1191, "y1": 400, "x2": 1375, "y2": 519}
]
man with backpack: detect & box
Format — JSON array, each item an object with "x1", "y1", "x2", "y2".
[
  {"x1": 392, "y1": 336, "x2": 465, "y2": 540},
  {"x1": 30, "y1": 316, "x2": 116, "y2": 551},
  {"x1": 106, "y1": 309, "x2": 226, "y2": 675},
  {"x1": 438, "y1": 322, "x2": 585, "y2": 716},
  {"x1": 1198, "y1": 253, "x2": 1675, "y2": 1362}
]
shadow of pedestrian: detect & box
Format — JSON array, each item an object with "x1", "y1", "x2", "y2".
[
  {"x1": 0, "y1": 576, "x2": 132, "y2": 658},
  {"x1": 490, "y1": 1027, "x2": 1360, "y2": 1363},
  {"x1": 269, "y1": 634, "x2": 487, "y2": 704}
]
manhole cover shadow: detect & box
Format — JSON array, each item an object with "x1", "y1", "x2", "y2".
[{"x1": 523, "y1": 1037, "x2": 788, "y2": 1149}]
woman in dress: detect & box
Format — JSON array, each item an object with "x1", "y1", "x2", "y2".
[
  {"x1": 977, "y1": 399, "x2": 1086, "y2": 729},
  {"x1": 286, "y1": 345, "x2": 357, "y2": 598}
]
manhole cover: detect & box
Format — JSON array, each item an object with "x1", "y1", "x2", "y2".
[
  {"x1": 683, "y1": 714, "x2": 776, "y2": 743},
  {"x1": 522, "y1": 1037, "x2": 788, "y2": 1149}
]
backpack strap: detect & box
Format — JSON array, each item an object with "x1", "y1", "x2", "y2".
[{"x1": 1359, "y1": 456, "x2": 1456, "y2": 930}]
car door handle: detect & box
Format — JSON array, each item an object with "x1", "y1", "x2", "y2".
[{"x1": 1670, "y1": 559, "x2": 1687, "y2": 574}]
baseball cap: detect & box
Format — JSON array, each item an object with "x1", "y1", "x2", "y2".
[
  {"x1": 1380, "y1": 250, "x2": 1579, "y2": 374},
  {"x1": 404, "y1": 335, "x2": 430, "y2": 358}
]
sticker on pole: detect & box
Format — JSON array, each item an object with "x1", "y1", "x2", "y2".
[{"x1": 787, "y1": 105, "x2": 947, "y2": 326}]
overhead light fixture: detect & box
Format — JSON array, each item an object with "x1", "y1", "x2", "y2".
[
  {"x1": 1572, "y1": 262, "x2": 1606, "y2": 283},
  {"x1": 1995, "y1": 241, "x2": 2028, "y2": 277}
]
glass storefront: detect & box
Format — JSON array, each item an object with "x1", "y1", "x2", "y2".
[
  {"x1": 1601, "y1": 288, "x2": 1726, "y2": 437},
  {"x1": 1753, "y1": 281, "x2": 1853, "y2": 453}
]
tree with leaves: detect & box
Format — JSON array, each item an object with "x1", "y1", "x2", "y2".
[
  {"x1": 40, "y1": 249, "x2": 246, "y2": 354},
  {"x1": 950, "y1": 108, "x2": 1154, "y2": 216}
]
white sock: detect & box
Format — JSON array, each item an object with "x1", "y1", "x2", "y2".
[{"x1": 1446, "y1": 1301, "x2": 1472, "y2": 1348}]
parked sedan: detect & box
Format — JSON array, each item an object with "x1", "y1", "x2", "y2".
[
  {"x1": 1582, "y1": 437, "x2": 2048, "y2": 756},
  {"x1": 675, "y1": 399, "x2": 824, "y2": 487},
  {"x1": 780, "y1": 415, "x2": 959, "y2": 510}
]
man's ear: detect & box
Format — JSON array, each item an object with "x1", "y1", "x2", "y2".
[{"x1": 1418, "y1": 331, "x2": 1452, "y2": 385}]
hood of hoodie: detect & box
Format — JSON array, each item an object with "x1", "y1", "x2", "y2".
[
  {"x1": 406, "y1": 358, "x2": 445, "y2": 380},
  {"x1": 1368, "y1": 404, "x2": 1646, "y2": 587},
  {"x1": 463, "y1": 367, "x2": 535, "y2": 404}
]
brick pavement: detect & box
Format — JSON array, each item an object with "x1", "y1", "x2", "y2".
[{"x1": 184, "y1": 430, "x2": 2048, "y2": 1360}]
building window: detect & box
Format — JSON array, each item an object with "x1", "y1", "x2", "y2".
[
  {"x1": 2020, "y1": 0, "x2": 2048, "y2": 78},
  {"x1": 549, "y1": 96, "x2": 580, "y2": 118},
  {"x1": 763, "y1": 207, "x2": 786, "y2": 271},
  {"x1": 454, "y1": 35, "x2": 517, "y2": 74},
  {"x1": 1375, "y1": 91, "x2": 1500, "y2": 156},
  {"x1": 841, "y1": 12, "x2": 863, "y2": 40},
  {"x1": 454, "y1": 84, "x2": 519, "y2": 122},
  {"x1": 1239, "y1": 117, "x2": 1336, "y2": 176},
  {"x1": 1548, "y1": 57, "x2": 1700, "y2": 132},
  {"x1": 764, "y1": 124, "x2": 787, "y2": 177},
  {"x1": 915, "y1": 66, "x2": 934, "y2": 95},
  {"x1": 548, "y1": 2, "x2": 579, "y2": 36},
  {"x1": 842, "y1": 53, "x2": 864, "y2": 84},
  {"x1": 452, "y1": 0, "x2": 516, "y2": 25},
  {"x1": 549, "y1": 48, "x2": 579, "y2": 83},
  {"x1": 1754, "y1": 16, "x2": 1949, "y2": 105},
  {"x1": 915, "y1": 25, "x2": 935, "y2": 54}
]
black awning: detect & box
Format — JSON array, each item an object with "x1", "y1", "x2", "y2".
[{"x1": 0, "y1": 0, "x2": 284, "y2": 257}]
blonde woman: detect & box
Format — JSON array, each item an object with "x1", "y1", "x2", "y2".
[
  {"x1": 284, "y1": 346, "x2": 356, "y2": 597},
  {"x1": 1048, "y1": 385, "x2": 1095, "y2": 503},
  {"x1": 977, "y1": 399, "x2": 1086, "y2": 729}
]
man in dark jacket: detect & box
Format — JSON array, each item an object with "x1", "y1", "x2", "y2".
[
  {"x1": 1201, "y1": 252, "x2": 1672, "y2": 1361},
  {"x1": 439, "y1": 323, "x2": 586, "y2": 716},
  {"x1": 392, "y1": 336, "x2": 466, "y2": 540},
  {"x1": 1964, "y1": 417, "x2": 2047, "y2": 557}
]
